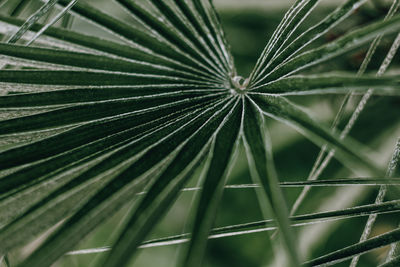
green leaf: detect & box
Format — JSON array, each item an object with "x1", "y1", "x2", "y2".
[
  {"x1": 0, "y1": 43, "x2": 206, "y2": 79},
  {"x1": 25, "y1": 0, "x2": 78, "y2": 46},
  {"x1": 0, "y1": 94, "x2": 222, "y2": 171},
  {"x1": 0, "y1": 99, "x2": 229, "y2": 253},
  {"x1": 114, "y1": 0, "x2": 226, "y2": 78},
  {"x1": 242, "y1": 96, "x2": 300, "y2": 266},
  {"x1": 0, "y1": 88, "x2": 223, "y2": 108},
  {"x1": 256, "y1": 13, "x2": 400, "y2": 85},
  {"x1": 2, "y1": 107, "x2": 196, "y2": 247},
  {"x1": 249, "y1": 94, "x2": 383, "y2": 175},
  {"x1": 154, "y1": 0, "x2": 231, "y2": 72},
  {"x1": 180, "y1": 98, "x2": 242, "y2": 267},
  {"x1": 251, "y1": 0, "x2": 305, "y2": 79},
  {"x1": 0, "y1": 106, "x2": 206, "y2": 249},
  {"x1": 0, "y1": 1, "x2": 398, "y2": 266},
  {"x1": 99, "y1": 98, "x2": 239, "y2": 267},
  {"x1": 191, "y1": 0, "x2": 232, "y2": 70},
  {"x1": 0, "y1": 70, "x2": 215, "y2": 86},
  {"x1": 69, "y1": 199, "x2": 400, "y2": 254},
  {"x1": 173, "y1": 0, "x2": 232, "y2": 71},
  {"x1": 147, "y1": 199, "x2": 400, "y2": 249},
  {"x1": 251, "y1": 73, "x2": 400, "y2": 95},
  {"x1": 251, "y1": 0, "x2": 320, "y2": 81},
  {"x1": 0, "y1": 93, "x2": 222, "y2": 135},
  {"x1": 179, "y1": 178, "x2": 400, "y2": 190},
  {"x1": 0, "y1": 14, "x2": 214, "y2": 79},
  {"x1": 57, "y1": 0, "x2": 225, "y2": 80},
  {"x1": 0, "y1": 102, "x2": 217, "y2": 199},
  {"x1": 13, "y1": 99, "x2": 234, "y2": 267},
  {"x1": 350, "y1": 132, "x2": 400, "y2": 267},
  {"x1": 6, "y1": 0, "x2": 57, "y2": 44},
  {"x1": 279, "y1": 178, "x2": 400, "y2": 187},
  {"x1": 304, "y1": 228, "x2": 400, "y2": 266},
  {"x1": 251, "y1": 0, "x2": 367, "y2": 84}
]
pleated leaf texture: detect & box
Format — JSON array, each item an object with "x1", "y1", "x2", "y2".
[{"x1": 0, "y1": 0, "x2": 400, "y2": 266}]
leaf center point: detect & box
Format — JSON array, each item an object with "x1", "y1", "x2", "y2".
[{"x1": 230, "y1": 75, "x2": 249, "y2": 94}]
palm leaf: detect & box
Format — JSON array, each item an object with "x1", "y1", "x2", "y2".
[
  {"x1": 253, "y1": 13, "x2": 400, "y2": 86},
  {"x1": 249, "y1": 94, "x2": 382, "y2": 175},
  {"x1": 251, "y1": 0, "x2": 368, "y2": 84},
  {"x1": 242, "y1": 96, "x2": 300, "y2": 266},
  {"x1": 64, "y1": 198, "x2": 400, "y2": 255},
  {"x1": 180, "y1": 99, "x2": 242, "y2": 267},
  {"x1": 98, "y1": 99, "x2": 239, "y2": 267},
  {"x1": 304, "y1": 228, "x2": 400, "y2": 266},
  {"x1": 252, "y1": 74, "x2": 400, "y2": 95},
  {"x1": 0, "y1": 0, "x2": 399, "y2": 266},
  {"x1": 6, "y1": 0, "x2": 58, "y2": 44}
]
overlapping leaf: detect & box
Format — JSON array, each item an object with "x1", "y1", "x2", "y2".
[{"x1": 0, "y1": 0, "x2": 399, "y2": 266}]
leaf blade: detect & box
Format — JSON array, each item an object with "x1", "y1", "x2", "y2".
[
  {"x1": 100, "y1": 99, "x2": 239, "y2": 267},
  {"x1": 304, "y1": 228, "x2": 400, "y2": 266},
  {"x1": 242, "y1": 96, "x2": 300, "y2": 266},
  {"x1": 180, "y1": 98, "x2": 242, "y2": 267},
  {"x1": 250, "y1": 94, "x2": 383, "y2": 176},
  {"x1": 256, "y1": 13, "x2": 400, "y2": 85}
]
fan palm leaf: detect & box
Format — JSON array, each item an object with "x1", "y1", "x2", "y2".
[{"x1": 0, "y1": 0, "x2": 399, "y2": 266}]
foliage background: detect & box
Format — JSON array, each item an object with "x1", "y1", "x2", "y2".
[{"x1": 0, "y1": 0, "x2": 399, "y2": 266}]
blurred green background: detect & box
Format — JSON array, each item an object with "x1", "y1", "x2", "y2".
[{"x1": 1, "y1": 0, "x2": 399, "y2": 266}]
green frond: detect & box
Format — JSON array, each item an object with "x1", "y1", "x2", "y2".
[{"x1": 0, "y1": 0, "x2": 399, "y2": 266}]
